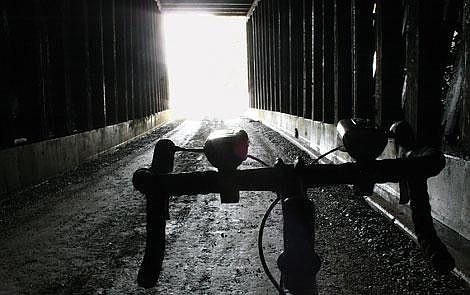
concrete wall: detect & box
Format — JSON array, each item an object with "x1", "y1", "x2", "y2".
[
  {"x1": 248, "y1": 108, "x2": 470, "y2": 242},
  {"x1": 0, "y1": 110, "x2": 171, "y2": 196}
]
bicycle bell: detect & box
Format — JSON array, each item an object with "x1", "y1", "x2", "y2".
[
  {"x1": 204, "y1": 129, "x2": 249, "y2": 171},
  {"x1": 337, "y1": 118, "x2": 388, "y2": 162}
]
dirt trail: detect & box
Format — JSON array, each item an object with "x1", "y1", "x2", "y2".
[{"x1": 0, "y1": 118, "x2": 468, "y2": 294}]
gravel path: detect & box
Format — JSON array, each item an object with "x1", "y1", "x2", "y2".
[{"x1": 0, "y1": 118, "x2": 468, "y2": 294}]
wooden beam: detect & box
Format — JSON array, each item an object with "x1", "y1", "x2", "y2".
[
  {"x1": 374, "y1": 0, "x2": 404, "y2": 128},
  {"x1": 162, "y1": 0, "x2": 252, "y2": 4},
  {"x1": 126, "y1": 0, "x2": 135, "y2": 119},
  {"x1": 351, "y1": 0, "x2": 374, "y2": 119},
  {"x1": 103, "y1": 0, "x2": 118, "y2": 125},
  {"x1": 87, "y1": 0, "x2": 106, "y2": 128},
  {"x1": 312, "y1": 0, "x2": 323, "y2": 121},
  {"x1": 403, "y1": 0, "x2": 447, "y2": 146},
  {"x1": 115, "y1": 0, "x2": 129, "y2": 122},
  {"x1": 0, "y1": 2, "x2": 13, "y2": 148},
  {"x1": 279, "y1": 0, "x2": 290, "y2": 114},
  {"x1": 303, "y1": 0, "x2": 312, "y2": 119},
  {"x1": 333, "y1": 0, "x2": 352, "y2": 123},
  {"x1": 272, "y1": 0, "x2": 280, "y2": 112},
  {"x1": 291, "y1": 0, "x2": 302, "y2": 117},
  {"x1": 462, "y1": 0, "x2": 470, "y2": 147},
  {"x1": 246, "y1": 17, "x2": 253, "y2": 108},
  {"x1": 322, "y1": 0, "x2": 334, "y2": 123},
  {"x1": 247, "y1": 0, "x2": 261, "y2": 19},
  {"x1": 260, "y1": 1, "x2": 266, "y2": 110},
  {"x1": 69, "y1": 0, "x2": 93, "y2": 132},
  {"x1": 274, "y1": 0, "x2": 281, "y2": 112}
]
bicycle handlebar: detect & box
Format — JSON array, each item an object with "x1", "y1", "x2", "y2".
[
  {"x1": 133, "y1": 145, "x2": 455, "y2": 289},
  {"x1": 133, "y1": 147, "x2": 444, "y2": 196}
]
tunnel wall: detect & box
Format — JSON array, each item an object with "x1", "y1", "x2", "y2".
[
  {"x1": 246, "y1": 0, "x2": 470, "y2": 274},
  {"x1": 0, "y1": 0, "x2": 170, "y2": 194}
]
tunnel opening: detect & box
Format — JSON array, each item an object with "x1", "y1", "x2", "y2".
[{"x1": 163, "y1": 13, "x2": 249, "y2": 120}]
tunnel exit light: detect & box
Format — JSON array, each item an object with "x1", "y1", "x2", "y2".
[{"x1": 164, "y1": 13, "x2": 249, "y2": 120}]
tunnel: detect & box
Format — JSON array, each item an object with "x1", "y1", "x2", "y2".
[{"x1": 1, "y1": 0, "x2": 470, "y2": 293}]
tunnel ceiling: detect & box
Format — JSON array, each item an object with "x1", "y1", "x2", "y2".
[{"x1": 159, "y1": 0, "x2": 255, "y2": 16}]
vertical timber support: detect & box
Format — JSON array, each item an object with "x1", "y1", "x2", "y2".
[
  {"x1": 322, "y1": 0, "x2": 334, "y2": 123},
  {"x1": 292, "y1": 0, "x2": 303, "y2": 117},
  {"x1": 263, "y1": 0, "x2": 270, "y2": 111},
  {"x1": 303, "y1": 0, "x2": 313, "y2": 119},
  {"x1": 32, "y1": 0, "x2": 51, "y2": 141},
  {"x1": 151, "y1": 2, "x2": 157, "y2": 115},
  {"x1": 0, "y1": 1, "x2": 13, "y2": 147},
  {"x1": 403, "y1": 0, "x2": 447, "y2": 146},
  {"x1": 266, "y1": 0, "x2": 273, "y2": 112},
  {"x1": 351, "y1": 0, "x2": 374, "y2": 119},
  {"x1": 70, "y1": 0, "x2": 93, "y2": 132},
  {"x1": 279, "y1": 0, "x2": 291, "y2": 114},
  {"x1": 374, "y1": 0, "x2": 404, "y2": 128},
  {"x1": 463, "y1": 0, "x2": 470, "y2": 147},
  {"x1": 142, "y1": 0, "x2": 150, "y2": 118},
  {"x1": 103, "y1": 0, "x2": 118, "y2": 125},
  {"x1": 312, "y1": 0, "x2": 324, "y2": 121},
  {"x1": 87, "y1": 0, "x2": 106, "y2": 128},
  {"x1": 258, "y1": 2, "x2": 265, "y2": 110},
  {"x1": 155, "y1": 9, "x2": 162, "y2": 112},
  {"x1": 334, "y1": 0, "x2": 352, "y2": 123},
  {"x1": 134, "y1": 0, "x2": 143, "y2": 119},
  {"x1": 254, "y1": 8, "x2": 260, "y2": 110},
  {"x1": 272, "y1": 0, "x2": 281, "y2": 113},
  {"x1": 289, "y1": 0, "x2": 299, "y2": 116},
  {"x1": 247, "y1": 17, "x2": 254, "y2": 108},
  {"x1": 258, "y1": 1, "x2": 267, "y2": 110},
  {"x1": 263, "y1": 0, "x2": 269, "y2": 111},
  {"x1": 115, "y1": 0, "x2": 129, "y2": 123},
  {"x1": 45, "y1": 0, "x2": 74, "y2": 137},
  {"x1": 125, "y1": 0, "x2": 135, "y2": 120},
  {"x1": 154, "y1": 6, "x2": 160, "y2": 113},
  {"x1": 268, "y1": 0, "x2": 277, "y2": 112}
]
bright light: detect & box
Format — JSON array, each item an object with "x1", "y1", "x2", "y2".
[{"x1": 163, "y1": 13, "x2": 249, "y2": 120}]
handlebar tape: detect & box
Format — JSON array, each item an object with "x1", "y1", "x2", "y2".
[
  {"x1": 134, "y1": 168, "x2": 169, "y2": 288},
  {"x1": 135, "y1": 140, "x2": 176, "y2": 288},
  {"x1": 407, "y1": 149, "x2": 455, "y2": 274},
  {"x1": 136, "y1": 192, "x2": 167, "y2": 288}
]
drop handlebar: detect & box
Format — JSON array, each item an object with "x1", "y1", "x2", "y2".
[
  {"x1": 133, "y1": 146, "x2": 455, "y2": 289},
  {"x1": 134, "y1": 147, "x2": 444, "y2": 195}
]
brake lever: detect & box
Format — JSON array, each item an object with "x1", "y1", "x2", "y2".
[
  {"x1": 389, "y1": 121, "x2": 455, "y2": 274},
  {"x1": 389, "y1": 121, "x2": 416, "y2": 204}
]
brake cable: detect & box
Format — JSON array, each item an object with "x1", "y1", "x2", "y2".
[
  {"x1": 247, "y1": 154, "x2": 270, "y2": 167},
  {"x1": 247, "y1": 155, "x2": 284, "y2": 292},
  {"x1": 311, "y1": 145, "x2": 344, "y2": 164},
  {"x1": 258, "y1": 195, "x2": 283, "y2": 293}
]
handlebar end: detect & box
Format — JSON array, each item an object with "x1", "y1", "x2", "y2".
[
  {"x1": 422, "y1": 238, "x2": 456, "y2": 274},
  {"x1": 133, "y1": 168, "x2": 155, "y2": 194},
  {"x1": 137, "y1": 263, "x2": 160, "y2": 289}
]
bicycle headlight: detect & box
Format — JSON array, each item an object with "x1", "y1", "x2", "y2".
[
  {"x1": 337, "y1": 118, "x2": 388, "y2": 161},
  {"x1": 204, "y1": 129, "x2": 249, "y2": 171}
]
